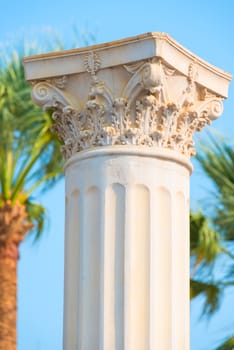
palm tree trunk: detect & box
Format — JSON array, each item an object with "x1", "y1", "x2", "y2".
[
  {"x1": 0, "y1": 201, "x2": 33, "y2": 350},
  {"x1": 0, "y1": 243, "x2": 18, "y2": 350}
]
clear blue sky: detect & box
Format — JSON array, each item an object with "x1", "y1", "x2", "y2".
[{"x1": 1, "y1": 1, "x2": 234, "y2": 349}]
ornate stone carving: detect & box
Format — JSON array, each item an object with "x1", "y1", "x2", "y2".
[
  {"x1": 178, "y1": 63, "x2": 197, "y2": 108},
  {"x1": 123, "y1": 58, "x2": 174, "y2": 105},
  {"x1": 84, "y1": 51, "x2": 101, "y2": 80},
  {"x1": 31, "y1": 79, "x2": 70, "y2": 110},
  {"x1": 31, "y1": 55, "x2": 224, "y2": 160}
]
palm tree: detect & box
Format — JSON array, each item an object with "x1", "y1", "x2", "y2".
[
  {"x1": 196, "y1": 134, "x2": 234, "y2": 240},
  {"x1": 190, "y1": 211, "x2": 225, "y2": 315},
  {"x1": 190, "y1": 211, "x2": 234, "y2": 348},
  {"x1": 0, "y1": 49, "x2": 63, "y2": 349},
  {"x1": 216, "y1": 336, "x2": 234, "y2": 350},
  {"x1": 194, "y1": 134, "x2": 234, "y2": 349}
]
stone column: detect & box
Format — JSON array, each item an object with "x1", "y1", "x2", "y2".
[{"x1": 23, "y1": 33, "x2": 231, "y2": 350}]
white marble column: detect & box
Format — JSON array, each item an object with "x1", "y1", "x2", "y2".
[
  {"x1": 63, "y1": 147, "x2": 191, "y2": 350},
  {"x1": 23, "y1": 33, "x2": 231, "y2": 350}
]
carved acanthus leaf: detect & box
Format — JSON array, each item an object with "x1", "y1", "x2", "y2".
[
  {"x1": 31, "y1": 56, "x2": 224, "y2": 160},
  {"x1": 123, "y1": 59, "x2": 170, "y2": 105}
]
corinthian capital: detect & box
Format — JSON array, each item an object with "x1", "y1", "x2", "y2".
[{"x1": 24, "y1": 33, "x2": 231, "y2": 160}]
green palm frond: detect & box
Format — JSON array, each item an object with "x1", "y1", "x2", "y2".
[
  {"x1": 190, "y1": 278, "x2": 222, "y2": 316},
  {"x1": 216, "y1": 336, "x2": 234, "y2": 350},
  {"x1": 196, "y1": 133, "x2": 234, "y2": 240},
  {"x1": 190, "y1": 211, "x2": 223, "y2": 268},
  {"x1": 0, "y1": 34, "x2": 95, "y2": 239},
  {"x1": 25, "y1": 200, "x2": 46, "y2": 240},
  {"x1": 0, "y1": 49, "x2": 63, "y2": 199},
  {"x1": 189, "y1": 211, "x2": 234, "y2": 318},
  {"x1": 0, "y1": 46, "x2": 64, "y2": 239},
  {"x1": 190, "y1": 212, "x2": 223, "y2": 317}
]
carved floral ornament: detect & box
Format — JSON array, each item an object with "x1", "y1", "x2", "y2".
[{"x1": 31, "y1": 51, "x2": 224, "y2": 160}]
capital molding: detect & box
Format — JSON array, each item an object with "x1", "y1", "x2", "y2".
[{"x1": 25, "y1": 33, "x2": 231, "y2": 160}]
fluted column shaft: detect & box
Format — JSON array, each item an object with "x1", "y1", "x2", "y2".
[{"x1": 63, "y1": 147, "x2": 191, "y2": 350}]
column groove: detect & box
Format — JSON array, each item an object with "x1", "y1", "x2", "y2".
[
  {"x1": 81, "y1": 186, "x2": 101, "y2": 350},
  {"x1": 150, "y1": 186, "x2": 172, "y2": 350},
  {"x1": 102, "y1": 183, "x2": 125, "y2": 350},
  {"x1": 125, "y1": 185, "x2": 150, "y2": 350}
]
